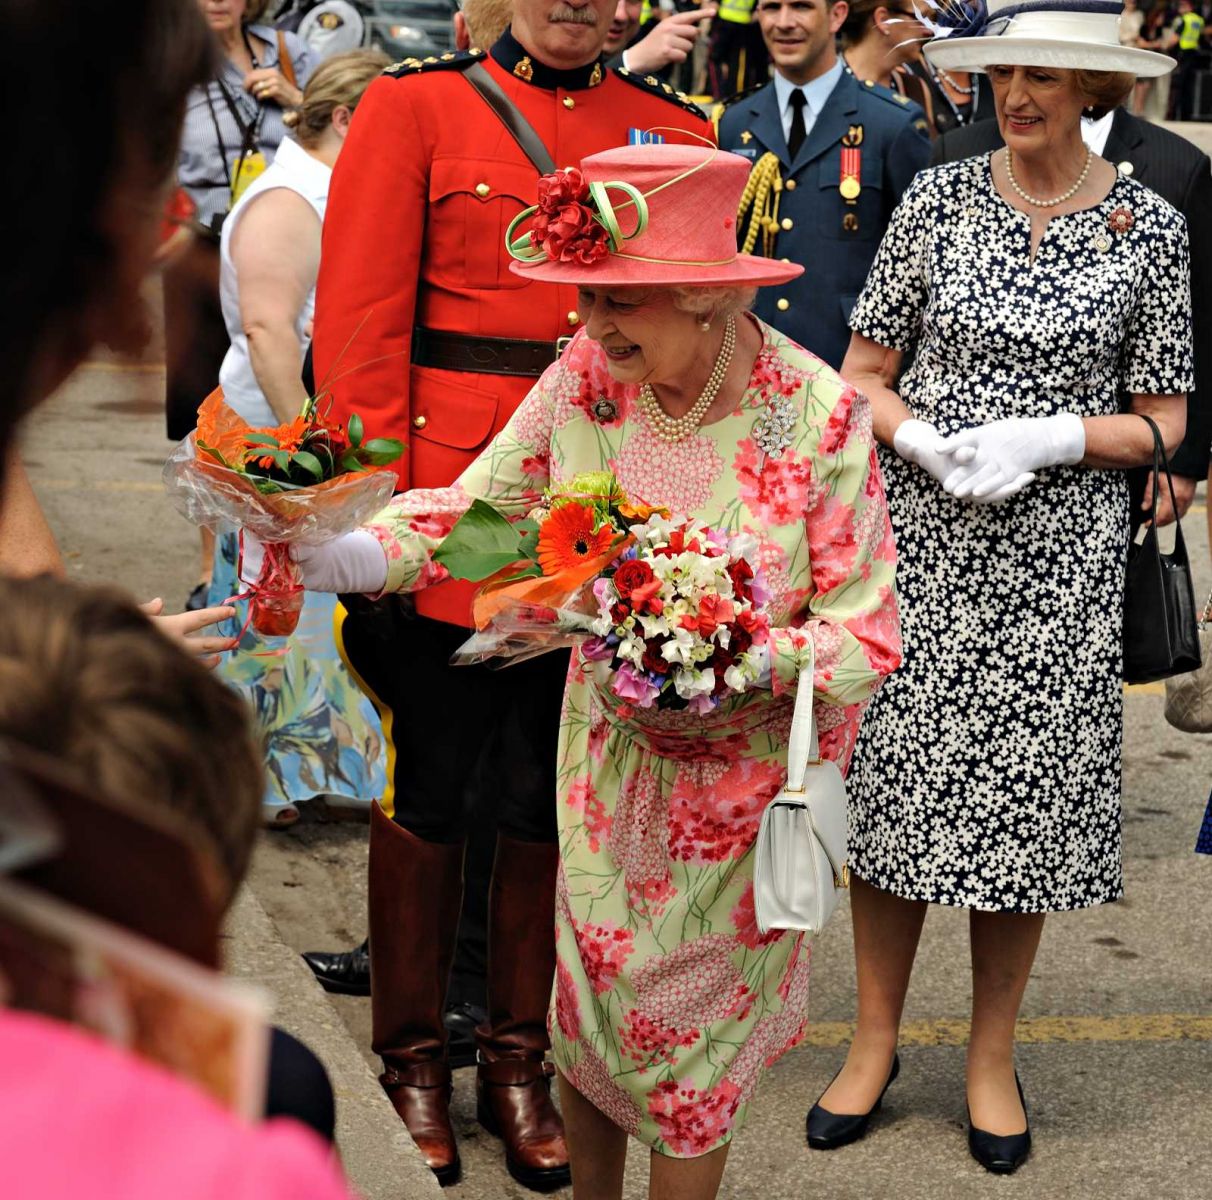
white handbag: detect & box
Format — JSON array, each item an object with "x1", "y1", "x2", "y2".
[{"x1": 752, "y1": 648, "x2": 850, "y2": 936}]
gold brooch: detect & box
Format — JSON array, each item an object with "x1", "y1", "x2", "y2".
[
  {"x1": 589, "y1": 63, "x2": 603, "y2": 87},
  {"x1": 514, "y1": 56, "x2": 533, "y2": 82}
]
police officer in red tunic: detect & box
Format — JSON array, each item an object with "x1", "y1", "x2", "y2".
[{"x1": 310, "y1": 1, "x2": 710, "y2": 1187}]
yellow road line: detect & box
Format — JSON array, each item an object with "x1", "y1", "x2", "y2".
[
  {"x1": 802, "y1": 1013, "x2": 1212, "y2": 1048},
  {"x1": 31, "y1": 478, "x2": 163, "y2": 493},
  {"x1": 1124, "y1": 682, "x2": 1166, "y2": 696},
  {"x1": 77, "y1": 360, "x2": 165, "y2": 374}
]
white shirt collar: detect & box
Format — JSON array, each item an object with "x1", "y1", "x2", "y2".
[
  {"x1": 1080, "y1": 111, "x2": 1115, "y2": 158},
  {"x1": 773, "y1": 57, "x2": 845, "y2": 124}
]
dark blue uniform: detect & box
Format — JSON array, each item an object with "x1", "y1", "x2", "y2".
[{"x1": 718, "y1": 68, "x2": 930, "y2": 368}]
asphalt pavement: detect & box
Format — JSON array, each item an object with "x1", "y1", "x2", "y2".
[{"x1": 18, "y1": 295, "x2": 1212, "y2": 1200}]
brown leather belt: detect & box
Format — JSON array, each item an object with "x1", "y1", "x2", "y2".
[{"x1": 412, "y1": 326, "x2": 573, "y2": 378}]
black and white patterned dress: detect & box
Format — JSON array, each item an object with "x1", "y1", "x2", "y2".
[{"x1": 846, "y1": 155, "x2": 1194, "y2": 913}]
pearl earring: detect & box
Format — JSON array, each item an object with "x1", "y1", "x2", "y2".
[{"x1": 700, "y1": 320, "x2": 711, "y2": 332}]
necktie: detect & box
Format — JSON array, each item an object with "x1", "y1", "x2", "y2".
[{"x1": 787, "y1": 88, "x2": 808, "y2": 159}]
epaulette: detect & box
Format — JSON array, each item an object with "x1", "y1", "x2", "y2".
[
  {"x1": 614, "y1": 67, "x2": 706, "y2": 119},
  {"x1": 857, "y1": 77, "x2": 918, "y2": 110},
  {"x1": 711, "y1": 82, "x2": 767, "y2": 139},
  {"x1": 383, "y1": 47, "x2": 485, "y2": 77}
]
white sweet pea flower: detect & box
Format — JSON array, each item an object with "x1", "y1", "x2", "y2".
[
  {"x1": 661, "y1": 626, "x2": 698, "y2": 666},
  {"x1": 673, "y1": 665, "x2": 716, "y2": 701}
]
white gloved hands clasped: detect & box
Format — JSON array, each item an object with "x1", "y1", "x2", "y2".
[
  {"x1": 241, "y1": 530, "x2": 389, "y2": 595},
  {"x1": 936, "y1": 413, "x2": 1086, "y2": 502},
  {"x1": 892, "y1": 419, "x2": 960, "y2": 488}
]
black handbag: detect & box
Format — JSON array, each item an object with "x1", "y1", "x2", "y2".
[{"x1": 1122, "y1": 416, "x2": 1202, "y2": 684}]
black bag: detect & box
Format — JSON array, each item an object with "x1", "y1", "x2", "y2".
[{"x1": 1122, "y1": 415, "x2": 1202, "y2": 684}]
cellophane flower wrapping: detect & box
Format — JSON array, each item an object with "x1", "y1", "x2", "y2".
[{"x1": 163, "y1": 427, "x2": 395, "y2": 636}]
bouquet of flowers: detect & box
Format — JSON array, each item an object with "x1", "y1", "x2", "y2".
[
  {"x1": 163, "y1": 389, "x2": 403, "y2": 636},
  {"x1": 434, "y1": 473, "x2": 771, "y2": 712}
]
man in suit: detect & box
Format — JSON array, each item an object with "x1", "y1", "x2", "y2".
[
  {"x1": 934, "y1": 105, "x2": 1212, "y2": 525},
  {"x1": 718, "y1": 0, "x2": 931, "y2": 369}
]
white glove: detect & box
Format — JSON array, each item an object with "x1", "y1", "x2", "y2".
[
  {"x1": 936, "y1": 414, "x2": 1085, "y2": 502},
  {"x1": 892, "y1": 418, "x2": 958, "y2": 488},
  {"x1": 293, "y1": 531, "x2": 389, "y2": 594}
]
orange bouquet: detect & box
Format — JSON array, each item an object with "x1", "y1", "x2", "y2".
[{"x1": 163, "y1": 389, "x2": 402, "y2": 635}]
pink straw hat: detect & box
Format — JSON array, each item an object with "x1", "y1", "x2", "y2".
[{"x1": 506, "y1": 143, "x2": 804, "y2": 288}]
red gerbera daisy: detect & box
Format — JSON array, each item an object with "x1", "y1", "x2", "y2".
[{"x1": 537, "y1": 503, "x2": 616, "y2": 574}]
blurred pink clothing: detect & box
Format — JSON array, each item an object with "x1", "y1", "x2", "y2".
[{"x1": 0, "y1": 1008, "x2": 357, "y2": 1200}]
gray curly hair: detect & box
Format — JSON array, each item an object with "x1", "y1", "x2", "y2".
[{"x1": 671, "y1": 286, "x2": 758, "y2": 323}]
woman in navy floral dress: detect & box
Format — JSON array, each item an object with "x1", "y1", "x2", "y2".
[{"x1": 811, "y1": 3, "x2": 1193, "y2": 1173}]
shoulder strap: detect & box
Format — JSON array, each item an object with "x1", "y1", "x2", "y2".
[
  {"x1": 277, "y1": 31, "x2": 298, "y2": 90},
  {"x1": 463, "y1": 62, "x2": 555, "y2": 176},
  {"x1": 785, "y1": 643, "x2": 821, "y2": 792}
]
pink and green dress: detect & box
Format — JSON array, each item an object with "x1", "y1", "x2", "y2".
[{"x1": 364, "y1": 319, "x2": 900, "y2": 1156}]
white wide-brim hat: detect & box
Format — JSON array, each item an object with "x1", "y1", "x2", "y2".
[{"x1": 925, "y1": 0, "x2": 1176, "y2": 77}]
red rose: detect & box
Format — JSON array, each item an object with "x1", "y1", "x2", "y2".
[
  {"x1": 614, "y1": 559, "x2": 656, "y2": 599},
  {"x1": 641, "y1": 642, "x2": 669, "y2": 675},
  {"x1": 728, "y1": 558, "x2": 754, "y2": 599}
]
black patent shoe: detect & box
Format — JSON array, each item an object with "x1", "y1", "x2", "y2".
[
  {"x1": 302, "y1": 938, "x2": 370, "y2": 996},
  {"x1": 806, "y1": 1053, "x2": 900, "y2": 1150},
  {"x1": 967, "y1": 1073, "x2": 1031, "y2": 1175},
  {"x1": 444, "y1": 1001, "x2": 487, "y2": 1070}
]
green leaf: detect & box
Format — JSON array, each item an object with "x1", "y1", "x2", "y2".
[
  {"x1": 348, "y1": 412, "x2": 363, "y2": 448},
  {"x1": 291, "y1": 450, "x2": 324, "y2": 480},
  {"x1": 244, "y1": 433, "x2": 281, "y2": 447},
  {"x1": 340, "y1": 452, "x2": 367, "y2": 473},
  {"x1": 269, "y1": 449, "x2": 291, "y2": 472},
  {"x1": 360, "y1": 437, "x2": 405, "y2": 466},
  {"x1": 432, "y1": 498, "x2": 528, "y2": 582}
]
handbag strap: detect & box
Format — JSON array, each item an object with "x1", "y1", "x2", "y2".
[
  {"x1": 277, "y1": 31, "x2": 299, "y2": 90},
  {"x1": 785, "y1": 642, "x2": 821, "y2": 794},
  {"x1": 1138, "y1": 414, "x2": 1183, "y2": 530}
]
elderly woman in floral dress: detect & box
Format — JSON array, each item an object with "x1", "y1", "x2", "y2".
[{"x1": 286, "y1": 144, "x2": 900, "y2": 1200}]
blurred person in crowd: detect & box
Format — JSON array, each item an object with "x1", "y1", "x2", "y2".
[
  {"x1": 933, "y1": 67, "x2": 1212, "y2": 528},
  {"x1": 707, "y1": 0, "x2": 769, "y2": 96},
  {"x1": 0, "y1": 2, "x2": 354, "y2": 1191},
  {"x1": 719, "y1": 0, "x2": 931, "y2": 369},
  {"x1": 824, "y1": 4, "x2": 1188, "y2": 1174},
  {"x1": 1134, "y1": 3, "x2": 1174, "y2": 116},
  {"x1": 306, "y1": 1, "x2": 710, "y2": 1186},
  {"x1": 1167, "y1": 0, "x2": 1207, "y2": 118},
  {"x1": 276, "y1": 0, "x2": 368, "y2": 59},
  {"x1": 455, "y1": 0, "x2": 517, "y2": 48},
  {"x1": 903, "y1": 2, "x2": 997, "y2": 134},
  {"x1": 839, "y1": 0, "x2": 935, "y2": 122},
  {"x1": 208, "y1": 49, "x2": 389, "y2": 829},
  {"x1": 170, "y1": 0, "x2": 315, "y2": 612},
  {"x1": 261, "y1": 138, "x2": 899, "y2": 1200},
  {"x1": 604, "y1": 0, "x2": 718, "y2": 78}
]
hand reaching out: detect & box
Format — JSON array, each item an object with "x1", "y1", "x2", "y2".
[{"x1": 140, "y1": 598, "x2": 237, "y2": 668}]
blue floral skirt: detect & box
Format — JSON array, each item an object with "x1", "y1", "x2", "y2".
[{"x1": 207, "y1": 532, "x2": 386, "y2": 813}]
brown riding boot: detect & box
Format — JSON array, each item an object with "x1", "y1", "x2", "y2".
[
  {"x1": 368, "y1": 801, "x2": 464, "y2": 1186},
  {"x1": 476, "y1": 835, "x2": 570, "y2": 1192}
]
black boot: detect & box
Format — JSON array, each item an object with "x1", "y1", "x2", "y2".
[{"x1": 302, "y1": 938, "x2": 370, "y2": 996}]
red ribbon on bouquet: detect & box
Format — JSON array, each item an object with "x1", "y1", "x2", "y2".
[{"x1": 230, "y1": 533, "x2": 305, "y2": 648}]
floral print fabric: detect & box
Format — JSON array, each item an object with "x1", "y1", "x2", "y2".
[
  {"x1": 369, "y1": 319, "x2": 900, "y2": 1155},
  {"x1": 846, "y1": 157, "x2": 1194, "y2": 913}
]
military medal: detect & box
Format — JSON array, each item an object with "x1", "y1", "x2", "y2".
[
  {"x1": 740, "y1": 130, "x2": 753, "y2": 144},
  {"x1": 839, "y1": 124, "x2": 863, "y2": 204}
]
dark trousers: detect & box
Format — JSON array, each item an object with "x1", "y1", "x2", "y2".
[
  {"x1": 163, "y1": 236, "x2": 229, "y2": 441},
  {"x1": 266, "y1": 1027, "x2": 335, "y2": 1142}
]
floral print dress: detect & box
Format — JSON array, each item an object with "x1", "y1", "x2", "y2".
[{"x1": 365, "y1": 318, "x2": 900, "y2": 1156}]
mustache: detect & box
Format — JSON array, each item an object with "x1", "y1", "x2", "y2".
[{"x1": 549, "y1": 4, "x2": 600, "y2": 24}]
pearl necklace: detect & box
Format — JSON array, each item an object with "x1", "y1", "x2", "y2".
[
  {"x1": 933, "y1": 64, "x2": 976, "y2": 96},
  {"x1": 1005, "y1": 146, "x2": 1092, "y2": 209},
  {"x1": 636, "y1": 316, "x2": 736, "y2": 443}
]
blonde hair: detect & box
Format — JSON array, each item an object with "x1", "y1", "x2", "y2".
[
  {"x1": 463, "y1": 0, "x2": 514, "y2": 49},
  {"x1": 671, "y1": 286, "x2": 758, "y2": 322},
  {"x1": 285, "y1": 48, "x2": 391, "y2": 144},
  {"x1": 0, "y1": 576, "x2": 263, "y2": 907}
]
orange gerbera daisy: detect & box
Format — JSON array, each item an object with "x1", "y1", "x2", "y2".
[{"x1": 537, "y1": 502, "x2": 616, "y2": 574}]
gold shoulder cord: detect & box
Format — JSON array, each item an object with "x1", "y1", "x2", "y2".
[{"x1": 737, "y1": 152, "x2": 783, "y2": 258}]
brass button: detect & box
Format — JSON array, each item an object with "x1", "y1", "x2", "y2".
[
  {"x1": 475, "y1": 183, "x2": 490, "y2": 198},
  {"x1": 563, "y1": 96, "x2": 575, "y2": 109},
  {"x1": 785, "y1": 178, "x2": 796, "y2": 191},
  {"x1": 780, "y1": 257, "x2": 791, "y2": 263},
  {"x1": 776, "y1": 298, "x2": 790, "y2": 312},
  {"x1": 413, "y1": 415, "x2": 428, "y2": 430},
  {"x1": 567, "y1": 311, "x2": 580, "y2": 326},
  {"x1": 781, "y1": 217, "x2": 793, "y2": 231}
]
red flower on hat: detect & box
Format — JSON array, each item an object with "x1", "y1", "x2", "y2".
[
  {"x1": 530, "y1": 168, "x2": 611, "y2": 265},
  {"x1": 1107, "y1": 206, "x2": 1135, "y2": 234}
]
